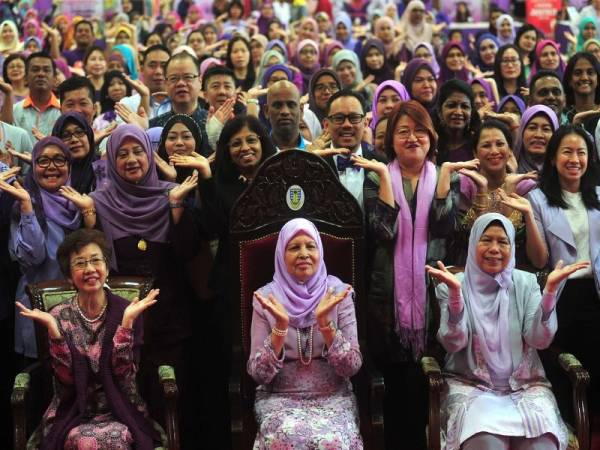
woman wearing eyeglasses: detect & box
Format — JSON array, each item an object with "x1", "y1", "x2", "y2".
[
  {"x1": 15, "y1": 229, "x2": 161, "y2": 450},
  {"x1": 493, "y1": 44, "x2": 527, "y2": 99},
  {"x1": 351, "y1": 100, "x2": 458, "y2": 449},
  {"x1": 0, "y1": 137, "x2": 80, "y2": 364}
]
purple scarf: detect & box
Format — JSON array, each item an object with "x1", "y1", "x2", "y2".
[
  {"x1": 414, "y1": 42, "x2": 440, "y2": 78},
  {"x1": 370, "y1": 80, "x2": 410, "y2": 130},
  {"x1": 463, "y1": 213, "x2": 515, "y2": 379},
  {"x1": 90, "y1": 125, "x2": 175, "y2": 269},
  {"x1": 389, "y1": 158, "x2": 437, "y2": 359},
  {"x1": 30, "y1": 137, "x2": 81, "y2": 231},
  {"x1": 514, "y1": 105, "x2": 559, "y2": 174},
  {"x1": 260, "y1": 218, "x2": 345, "y2": 328},
  {"x1": 438, "y1": 41, "x2": 470, "y2": 84},
  {"x1": 471, "y1": 78, "x2": 496, "y2": 110}
]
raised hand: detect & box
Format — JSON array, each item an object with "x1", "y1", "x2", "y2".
[
  {"x1": 153, "y1": 151, "x2": 177, "y2": 181},
  {"x1": 307, "y1": 130, "x2": 331, "y2": 152},
  {"x1": 0, "y1": 79, "x2": 13, "y2": 95},
  {"x1": 0, "y1": 179, "x2": 31, "y2": 203},
  {"x1": 169, "y1": 152, "x2": 211, "y2": 178},
  {"x1": 497, "y1": 189, "x2": 532, "y2": 214},
  {"x1": 124, "y1": 74, "x2": 150, "y2": 98},
  {"x1": 573, "y1": 107, "x2": 600, "y2": 125},
  {"x1": 315, "y1": 286, "x2": 352, "y2": 328},
  {"x1": 458, "y1": 168, "x2": 488, "y2": 192},
  {"x1": 210, "y1": 98, "x2": 236, "y2": 124},
  {"x1": 115, "y1": 102, "x2": 149, "y2": 129},
  {"x1": 444, "y1": 158, "x2": 480, "y2": 173},
  {"x1": 5, "y1": 141, "x2": 32, "y2": 164},
  {"x1": 32, "y1": 127, "x2": 46, "y2": 141},
  {"x1": 247, "y1": 85, "x2": 268, "y2": 100},
  {"x1": 254, "y1": 291, "x2": 289, "y2": 329},
  {"x1": 59, "y1": 186, "x2": 95, "y2": 210},
  {"x1": 168, "y1": 172, "x2": 199, "y2": 203},
  {"x1": 483, "y1": 110, "x2": 520, "y2": 131},
  {"x1": 122, "y1": 289, "x2": 159, "y2": 329},
  {"x1": 94, "y1": 122, "x2": 117, "y2": 145},
  {"x1": 0, "y1": 166, "x2": 20, "y2": 181},
  {"x1": 504, "y1": 171, "x2": 538, "y2": 194},
  {"x1": 426, "y1": 261, "x2": 463, "y2": 314},
  {"x1": 351, "y1": 154, "x2": 388, "y2": 176},
  {"x1": 545, "y1": 260, "x2": 591, "y2": 294},
  {"x1": 15, "y1": 301, "x2": 60, "y2": 338}
]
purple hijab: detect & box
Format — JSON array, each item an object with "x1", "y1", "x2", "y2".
[
  {"x1": 498, "y1": 94, "x2": 526, "y2": 116},
  {"x1": 90, "y1": 125, "x2": 176, "y2": 268},
  {"x1": 438, "y1": 41, "x2": 470, "y2": 84},
  {"x1": 321, "y1": 40, "x2": 344, "y2": 67},
  {"x1": 414, "y1": 42, "x2": 440, "y2": 78},
  {"x1": 514, "y1": 105, "x2": 559, "y2": 173},
  {"x1": 402, "y1": 58, "x2": 437, "y2": 109},
  {"x1": 260, "y1": 218, "x2": 346, "y2": 328},
  {"x1": 470, "y1": 78, "x2": 496, "y2": 110},
  {"x1": 463, "y1": 213, "x2": 515, "y2": 380},
  {"x1": 370, "y1": 80, "x2": 410, "y2": 130},
  {"x1": 29, "y1": 137, "x2": 81, "y2": 231}
]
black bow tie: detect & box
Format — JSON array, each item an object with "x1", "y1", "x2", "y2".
[{"x1": 336, "y1": 155, "x2": 359, "y2": 172}]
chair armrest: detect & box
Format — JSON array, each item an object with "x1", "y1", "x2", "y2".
[
  {"x1": 558, "y1": 353, "x2": 590, "y2": 450},
  {"x1": 158, "y1": 365, "x2": 180, "y2": 450},
  {"x1": 421, "y1": 356, "x2": 443, "y2": 450},
  {"x1": 12, "y1": 361, "x2": 43, "y2": 450}
]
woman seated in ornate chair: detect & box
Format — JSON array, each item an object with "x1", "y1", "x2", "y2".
[
  {"x1": 247, "y1": 218, "x2": 363, "y2": 449},
  {"x1": 426, "y1": 213, "x2": 587, "y2": 450},
  {"x1": 15, "y1": 228, "x2": 160, "y2": 450}
]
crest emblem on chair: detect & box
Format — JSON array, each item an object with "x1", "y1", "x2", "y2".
[{"x1": 286, "y1": 185, "x2": 305, "y2": 211}]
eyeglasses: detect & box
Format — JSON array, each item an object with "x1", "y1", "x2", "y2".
[
  {"x1": 395, "y1": 128, "x2": 429, "y2": 140},
  {"x1": 315, "y1": 83, "x2": 339, "y2": 93},
  {"x1": 166, "y1": 74, "x2": 199, "y2": 84},
  {"x1": 500, "y1": 58, "x2": 520, "y2": 66},
  {"x1": 327, "y1": 113, "x2": 365, "y2": 125},
  {"x1": 71, "y1": 256, "x2": 106, "y2": 271},
  {"x1": 35, "y1": 156, "x2": 68, "y2": 168},
  {"x1": 60, "y1": 129, "x2": 86, "y2": 141}
]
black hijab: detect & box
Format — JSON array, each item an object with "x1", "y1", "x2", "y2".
[{"x1": 157, "y1": 114, "x2": 203, "y2": 183}]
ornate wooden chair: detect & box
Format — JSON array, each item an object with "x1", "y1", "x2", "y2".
[
  {"x1": 421, "y1": 267, "x2": 590, "y2": 450},
  {"x1": 11, "y1": 277, "x2": 180, "y2": 450},
  {"x1": 228, "y1": 150, "x2": 385, "y2": 449}
]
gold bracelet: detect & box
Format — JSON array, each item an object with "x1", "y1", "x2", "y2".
[
  {"x1": 82, "y1": 208, "x2": 96, "y2": 217},
  {"x1": 271, "y1": 326, "x2": 288, "y2": 337}
]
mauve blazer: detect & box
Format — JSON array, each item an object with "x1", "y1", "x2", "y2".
[{"x1": 527, "y1": 187, "x2": 600, "y2": 296}]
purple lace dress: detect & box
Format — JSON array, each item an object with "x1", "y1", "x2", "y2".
[{"x1": 247, "y1": 293, "x2": 364, "y2": 449}]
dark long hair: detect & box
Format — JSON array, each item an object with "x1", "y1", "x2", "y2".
[
  {"x1": 99, "y1": 70, "x2": 132, "y2": 114},
  {"x1": 563, "y1": 52, "x2": 600, "y2": 108},
  {"x1": 540, "y1": 124, "x2": 600, "y2": 210},
  {"x1": 226, "y1": 36, "x2": 256, "y2": 91},
  {"x1": 515, "y1": 24, "x2": 540, "y2": 65},
  {"x1": 493, "y1": 44, "x2": 527, "y2": 98}
]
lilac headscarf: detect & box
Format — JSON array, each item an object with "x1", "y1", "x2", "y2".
[
  {"x1": 370, "y1": 80, "x2": 410, "y2": 129},
  {"x1": 260, "y1": 218, "x2": 346, "y2": 328},
  {"x1": 334, "y1": 12, "x2": 357, "y2": 50},
  {"x1": 414, "y1": 42, "x2": 440, "y2": 78},
  {"x1": 514, "y1": 105, "x2": 559, "y2": 173},
  {"x1": 321, "y1": 40, "x2": 344, "y2": 66},
  {"x1": 498, "y1": 94, "x2": 526, "y2": 116},
  {"x1": 90, "y1": 125, "x2": 176, "y2": 269},
  {"x1": 266, "y1": 39, "x2": 288, "y2": 60},
  {"x1": 473, "y1": 32, "x2": 499, "y2": 72},
  {"x1": 495, "y1": 14, "x2": 515, "y2": 46},
  {"x1": 470, "y1": 78, "x2": 496, "y2": 110},
  {"x1": 402, "y1": 58, "x2": 437, "y2": 109},
  {"x1": 147, "y1": 127, "x2": 164, "y2": 152},
  {"x1": 29, "y1": 137, "x2": 81, "y2": 231},
  {"x1": 439, "y1": 41, "x2": 470, "y2": 84},
  {"x1": 463, "y1": 213, "x2": 515, "y2": 380}
]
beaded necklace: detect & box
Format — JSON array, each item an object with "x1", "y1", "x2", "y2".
[{"x1": 297, "y1": 325, "x2": 314, "y2": 366}]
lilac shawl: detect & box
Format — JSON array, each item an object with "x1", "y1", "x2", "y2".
[
  {"x1": 260, "y1": 218, "x2": 345, "y2": 328},
  {"x1": 389, "y1": 158, "x2": 437, "y2": 359},
  {"x1": 414, "y1": 42, "x2": 440, "y2": 78},
  {"x1": 438, "y1": 41, "x2": 470, "y2": 84},
  {"x1": 514, "y1": 105, "x2": 559, "y2": 173},
  {"x1": 370, "y1": 80, "x2": 410, "y2": 129},
  {"x1": 463, "y1": 213, "x2": 515, "y2": 379},
  {"x1": 90, "y1": 125, "x2": 176, "y2": 269},
  {"x1": 498, "y1": 94, "x2": 526, "y2": 115}
]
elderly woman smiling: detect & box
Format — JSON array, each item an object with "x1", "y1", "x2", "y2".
[{"x1": 16, "y1": 229, "x2": 160, "y2": 450}]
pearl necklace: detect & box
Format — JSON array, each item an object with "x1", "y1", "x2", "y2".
[
  {"x1": 74, "y1": 295, "x2": 107, "y2": 324},
  {"x1": 297, "y1": 325, "x2": 314, "y2": 366}
]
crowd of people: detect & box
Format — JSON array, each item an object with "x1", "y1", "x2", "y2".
[{"x1": 1, "y1": 0, "x2": 600, "y2": 449}]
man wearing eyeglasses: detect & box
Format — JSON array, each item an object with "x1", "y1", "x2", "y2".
[
  {"x1": 149, "y1": 52, "x2": 211, "y2": 156},
  {"x1": 322, "y1": 89, "x2": 385, "y2": 210}
]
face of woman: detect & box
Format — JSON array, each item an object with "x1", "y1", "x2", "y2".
[
  {"x1": 414, "y1": 46, "x2": 433, "y2": 63},
  {"x1": 165, "y1": 122, "x2": 196, "y2": 157},
  {"x1": 6, "y1": 58, "x2": 25, "y2": 83},
  {"x1": 146, "y1": 33, "x2": 162, "y2": 47},
  {"x1": 267, "y1": 23, "x2": 281, "y2": 40},
  {"x1": 499, "y1": 99, "x2": 521, "y2": 117},
  {"x1": 499, "y1": 19, "x2": 512, "y2": 39},
  {"x1": 231, "y1": 40, "x2": 250, "y2": 69},
  {"x1": 336, "y1": 22, "x2": 349, "y2": 42},
  {"x1": 108, "y1": 59, "x2": 125, "y2": 72},
  {"x1": 476, "y1": 225, "x2": 511, "y2": 275},
  {"x1": 472, "y1": 83, "x2": 490, "y2": 110},
  {"x1": 539, "y1": 44, "x2": 559, "y2": 70},
  {"x1": 570, "y1": 57, "x2": 598, "y2": 97},
  {"x1": 108, "y1": 77, "x2": 127, "y2": 102},
  {"x1": 116, "y1": 31, "x2": 130, "y2": 45},
  {"x1": 479, "y1": 38, "x2": 497, "y2": 66},
  {"x1": 445, "y1": 47, "x2": 465, "y2": 71},
  {"x1": 167, "y1": 34, "x2": 182, "y2": 52},
  {"x1": 1, "y1": 24, "x2": 14, "y2": 43},
  {"x1": 328, "y1": 48, "x2": 341, "y2": 66},
  {"x1": 411, "y1": 68, "x2": 436, "y2": 104},
  {"x1": 25, "y1": 40, "x2": 40, "y2": 53},
  {"x1": 374, "y1": 118, "x2": 387, "y2": 156},
  {"x1": 267, "y1": 70, "x2": 289, "y2": 87},
  {"x1": 376, "y1": 87, "x2": 402, "y2": 118},
  {"x1": 203, "y1": 27, "x2": 217, "y2": 45},
  {"x1": 366, "y1": 47, "x2": 384, "y2": 70},
  {"x1": 376, "y1": 21, "x2": 393, "y2": 43},
  {"x1": 188, "y1": 32, "x2": 205, "y2": 56},
  {"x1": 587, "y1": 42, "x2": 600, "y2": 62},
  {"x1": 298, "y1": 44, "x2": 318, "y2": 68},
  {"x1": 228, "y1": 125, "x2": 263, "y2": 174},
  {"x1": 553, "y1": 133, "x2": 588, "y2": 187},
  {"x1": 518, "y1": 30, "x2": 537, "y2": 52},
  {"x1": 250, "y1": 40, "x2": 264, "y2": 64},
  {"x1": 188, "y1": 8, "x2": 200, "y2": 23},
  {"x1": 313, "y1": 74, "x2": 339, "y2": 109},
  {"x1": 409, "y1": 5, "x2": 425, "y2": 25},
  {"x1": 476, "y1": 127, "x2": 509, "y2": 174},
  {"x1": 284, "y1": 232, "x2": 320, "y2": 283},
  {"x1": 85, "y1": 50, "x2": 107, "y2": 77},
  {"x1": 584, "y1": 22, "x2": 597, "y2": 41},
  {"x1": 25, "y1": 23, "x2": 36, "y2": 37},
  {"x1": 336, "y1": 61, "x2": 356, "y2": 87},
  {"x1": 60, "y1": 122, "x2": 90, "y2": 160},
  {"x1": 68, "y1": 243, "x2": 108, "y2": 294},
  {"x1": 115, "y1": 137, "x2": 149, "y2": 184},
  {"x1": 317, "y1": 16, "x2": 330, "y2": 33},
  {"x1": 300, "y1": 21, "x2": 316, "y2": 39},
  {"x1": 34, "y1": 145, "x2": 69, "y2": 192},
  {"x1": 499, "y1": 48, "x2": 521, "y2": 80},
  {"x1": 230, "y1": 4, "x2": 242, "y2": 19},
  {"x1": 441, "y1": 92, "x2": 471, "y2": 132},
  {"x1": 523, "y1": 115, "x2": 553, "y2": 157},
  {"x1": 393, "y1": 114, "x2": 430, "y2": 166}
]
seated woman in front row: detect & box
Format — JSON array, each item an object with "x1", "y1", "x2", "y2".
[
  {"x1": 247, "y1": 218, "x2": 363, "y2": 449},
  {"x1": 427, "y1": 213, "x2": 587, "y2": 450},
  {"x1": 15, "y1": 229, "x2": 161, "y2": 450}
]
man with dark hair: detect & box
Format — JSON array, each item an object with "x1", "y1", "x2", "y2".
[
  {"x1": 62, "y1": 20, "x2": 103, "y2": 66},
  {"x1": 149, "y1": 52, "x2": 211, "y2": 155},
  {"x1": 57, "y1": 75, "x2": 96, "y2": 126},
  {"x1": 13, "y1": 52, "x2": 61, "y2": 141},
  {"x1": 120, "y1": 45, "x2": 172, "y2": 120},
  {"x1": 265, "y1": 80, "x2": 308, "y2": 151},
  {"x1": 528, "y1": 70, "x2": 567, "y2": 123}
]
